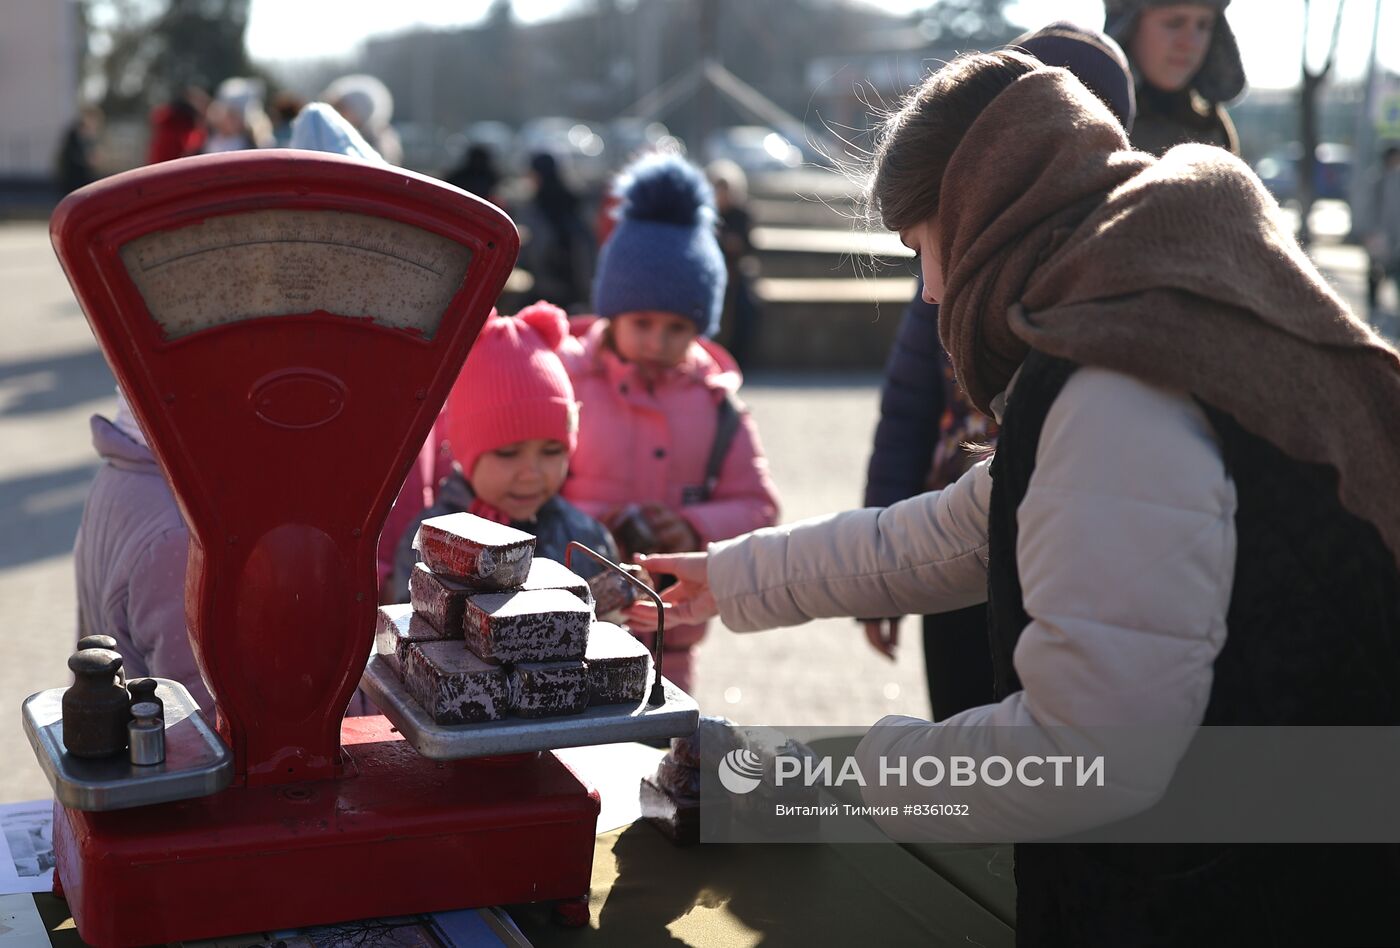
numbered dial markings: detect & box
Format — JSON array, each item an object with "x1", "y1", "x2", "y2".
[{"x1": 119, "y1": 210, "x2": 474, "y2": 340}]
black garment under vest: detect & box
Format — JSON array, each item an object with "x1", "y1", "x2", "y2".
[{"x1": 987, "y1": 352, "x2": 1400, "y2": 947}]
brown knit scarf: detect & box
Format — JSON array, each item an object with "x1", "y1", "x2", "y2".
[{"x1": 937, "y1": 67, "x2": 1400, "y2": 568}]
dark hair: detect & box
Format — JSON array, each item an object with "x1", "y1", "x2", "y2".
[
  {"x1": 869, "y1": 50, "x2": 1041, "y2": 233},
  {"x1": 270, "y1": 91, "x2": 306, "y2": 125}
]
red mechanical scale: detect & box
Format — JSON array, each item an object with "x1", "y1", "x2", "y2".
[{"x1": 45, "y1": 151, "x2": 600, "y2": 946}]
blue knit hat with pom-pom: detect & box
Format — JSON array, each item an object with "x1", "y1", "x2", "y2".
[{"x1": 593, "y1": 154, "x2": 727, "y2": 337}]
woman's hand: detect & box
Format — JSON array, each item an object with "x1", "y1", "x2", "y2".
[
  {"x1": 863, "y1": 617, "x2": 901, "y2": 660},
  {"x1": 624, "y1": 552, "x2": 717, "y2": 630}
]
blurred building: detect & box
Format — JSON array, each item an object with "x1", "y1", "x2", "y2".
[
  {"x1": 805, "y1": 26, "x2": 962, "y2": 145},
  {"x1": 0, "y1": 1, "x2": 82, "y2": 188},
  {"x1": 343, "y1": 0, "x2": 921, "y2": 161}
]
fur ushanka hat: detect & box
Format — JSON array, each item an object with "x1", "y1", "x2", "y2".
[{"x1": 1104, "y1": 0, "x2": 1246, "y2": 104}]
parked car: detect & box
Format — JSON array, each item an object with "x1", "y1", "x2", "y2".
[
  {"x1": 606, "y1": 119, "x2": 685, "y2": 164},
  {"x1": 461, "y1": 120, "x2": 515, "y2": 156},
  {"x1": 703, "y1": 125, "x2": 803, "y2": 173},
  {"x1": 1255, "y1": 142, "x2": 1353, "y2": 203}
]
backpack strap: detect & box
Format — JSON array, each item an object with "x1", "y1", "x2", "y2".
[{"x1": 700, "y1": 392, "x2": 744, "y2": 502}]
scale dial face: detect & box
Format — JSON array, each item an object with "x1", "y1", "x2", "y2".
[{"x1": 119, "y1": 209, "x2": 474, "y2": 341}]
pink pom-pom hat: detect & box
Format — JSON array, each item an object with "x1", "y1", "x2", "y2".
[{"x1": 442, "y1": 300, "x2": 579, "y2": 477}]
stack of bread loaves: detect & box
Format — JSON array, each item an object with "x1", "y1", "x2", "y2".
[{"x1": 376, "y1": 512, "x2": 653, "y2": 725}]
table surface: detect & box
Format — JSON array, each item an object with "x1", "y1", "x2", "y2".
[{"x1": 512, "y1": 823, "x2": 1014, "y2": 947}]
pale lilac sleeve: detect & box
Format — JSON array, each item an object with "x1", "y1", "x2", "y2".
[{"x1": 126, "y1": 528, "x2": 213, "y2": 711}]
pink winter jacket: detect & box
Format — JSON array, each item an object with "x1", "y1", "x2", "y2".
[{"x1": 559, "y1": 317, "x2": 780, "y2": 552}]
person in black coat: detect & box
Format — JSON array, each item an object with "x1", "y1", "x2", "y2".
[
  {"x1": 56, "y1": 107, "x2": 102, "y2": 195},
  {"x1": 446, "y1": 144, "x2": 503, "y2": 204},
  {"x1": 520, "y1": 152, "x2": 595, "y2": 311}
]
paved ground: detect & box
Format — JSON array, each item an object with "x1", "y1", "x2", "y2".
[
  {"x1": 0, "y1": 219, "x2": 1385, "y2": 805},
  {"x1": 1, "y1": 222, "x2": 119, "y2": 804}
]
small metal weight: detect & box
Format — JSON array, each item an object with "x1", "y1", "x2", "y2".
[
  {"x1": 128, "y1": 701, "x2": 165, "y2": 766},
  {"x1": 127, "y1": 678, "x2": 164, "y2": 719},
  {"x1": 77, "y1": 635, "x2": 124, "y2": 682},
  {"x1": 63, "y1": 648, "x2": 130, "y2": 758}
]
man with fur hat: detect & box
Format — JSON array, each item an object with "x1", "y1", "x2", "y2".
[{"x1": 1105, "y1": 0, "x2": 1246, "y2": 155}]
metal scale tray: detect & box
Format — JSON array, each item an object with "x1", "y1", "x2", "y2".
[
  {"x1": 22, "y1": 678, "x2": 232, "y2": 812},
  {"x1": 360, "y1": 654, "x2": 699, "y2": 760}
]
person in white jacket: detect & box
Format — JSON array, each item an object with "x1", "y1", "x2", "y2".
[{"x1": 629, "y1": 48, "x2": 1400, "y2": 946}]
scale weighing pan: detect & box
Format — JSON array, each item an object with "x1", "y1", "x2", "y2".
[
  {"x1": 43, "y1": 151, "x2": 616, "y2": 947},
  {"x1": 23, "y1": 679, "x2": 229, "y2": 812},
  {"x1": 363, "y1": 662, "x2": 698, "y2": 758}
]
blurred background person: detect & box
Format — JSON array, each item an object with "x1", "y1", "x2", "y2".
[
  {"x1": 445, "y1": 142, "x2": 503, "y2": 205},
  {"x1": 268, "y1": 90, "x2": 307, "y2": 147},
  {"x1": 55, "y1": 106, "x2": 103, "y2": 194},
  {"x1": 202, "y1": 77, "x2": 273, "y2": 153},
  {"x1": 285, "y1": 101, "x2": 382, "y2": 161},
  {"x1": 1361, "y1": 145, "x2": 1400, "y2": 320},
  {"x1": 1105, "y1": 0, "x2": 1246, "y2": 156},
  {"x1": 321, "y1": 73, "x2": 403, "y2": 165},
  {"x1": 147, "y1": 88, "x2": 209, "y2": 164},
  {"x1": 707, "y1": 159, "x2": 763, "y2": 370},
  {"x1": 520, "y1": 151, "x2": 595, "y2": 311}
]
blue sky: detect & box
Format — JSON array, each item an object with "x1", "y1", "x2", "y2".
[{"x1": 246, "y1": 0, "x2": 1391, "y2": 91}]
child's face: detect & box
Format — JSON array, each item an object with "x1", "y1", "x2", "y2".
[
  {"x1": 900, "y1": 217, "x2": 944, "y2": 304},
  {"x1": 470, "y1": 439, "x2": 570, "y2": 522},
  {"x1": 609, "y1": 311, "x2": 699, "y2": 373}
]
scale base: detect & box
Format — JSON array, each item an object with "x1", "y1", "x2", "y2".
[{"x1": 53, "y1": 716, "x2": 599, "y2": 947}]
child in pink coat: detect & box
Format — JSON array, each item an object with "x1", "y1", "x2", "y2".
[{"x1": 560, "y1": 154, "x2": 780, "y2": 693}]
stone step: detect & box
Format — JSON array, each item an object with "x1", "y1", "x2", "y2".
[
  {"x1": 755, "y1": 276, "x2": 917, "y2": 305},
  {"x1": 747, "y1": 167, "x2": 864, "y2": 227},
  {"x1": 748, "y1": 277, "x2": 917, "y2": 369},
  {"x1": 751, "y1": 226, "x2": 914, "y2": 279},
  {"x1": 750, "y1": 197, "x2": 860, "y2": 229},
  {"x1": 750, "y1": 299, "x2": 908, "y2": 370}
]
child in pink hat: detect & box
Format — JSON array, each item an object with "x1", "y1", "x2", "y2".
[{"x1": 390, "y1": 302, "x2": 617, "y2": 596}]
